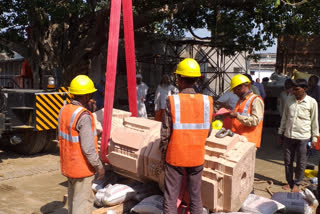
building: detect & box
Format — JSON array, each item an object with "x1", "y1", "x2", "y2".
[{"x1": 250, "y1": 53, "x2": 276, "y2": 81}]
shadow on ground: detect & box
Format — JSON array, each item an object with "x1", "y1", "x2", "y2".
[
  {"x1": 40, "y1": 201, "x2": 67, "y2": 214},
  {"x1": 255, "y1": 173, "x2": 285, "y2": 186},
  {"x1": 258, "y1": 127, "x2": 319, "y2": 166},
  {"x1": 254, "y1": 127, "x2": 319, "y2": 198},
  {"x1": 59, "y1": 181, "x2": 68, "y2": 187}
]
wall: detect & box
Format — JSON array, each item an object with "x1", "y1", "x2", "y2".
[{"x1": 276, "y1": 35, "x2": 320, "y2": 75}]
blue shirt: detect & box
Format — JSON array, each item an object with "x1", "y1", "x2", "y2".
[
  {"x1": 253, "y1": 82, "x2": 266, "y2": 99},
  {"x1": 95, "y1": 82, "x2": 105, "y2": 109}
]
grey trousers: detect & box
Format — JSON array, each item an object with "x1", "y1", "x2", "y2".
[
  {"x1": 283, "y1": 137, "x2": 308, "y2": 188},
  {"x1": 68, "y1": 175, "x2": 95, "y2": 214},
  {"x1": 163, "y1": 163, "x2": 203, "y2": 214}
]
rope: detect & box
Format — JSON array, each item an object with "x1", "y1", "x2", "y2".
[{"x1": 254, "y1": 178, "x2": 274, "y2": 196}]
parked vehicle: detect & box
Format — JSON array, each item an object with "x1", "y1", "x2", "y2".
[{"x1": 0, "y1": 74, "x2": 70, "y2": 154}]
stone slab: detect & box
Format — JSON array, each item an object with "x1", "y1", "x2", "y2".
[
  {"x1": 106, "y1": 109, "x2": 256, "y2": 212},
  {"x1": 107, "y1": 152, "x2": 138, "y2": 174}
]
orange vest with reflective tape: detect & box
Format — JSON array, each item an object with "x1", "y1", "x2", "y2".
[
  {"x1": 232, "y1": 93, "x2": 264, "y2": 148},
  {"x1": 58, "y1": 104, "x2": 98, "y2": 178},
  {"x1": 166, "y1": 94, "x2": 213, "y2": 167}
]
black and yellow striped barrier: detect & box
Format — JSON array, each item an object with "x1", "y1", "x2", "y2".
[
  {"x1": 35, "y1": 87, "x2": 71, "y2": 131},
  {"x1": 58, "y1": 87, "x2": 72, "y2": 103}
]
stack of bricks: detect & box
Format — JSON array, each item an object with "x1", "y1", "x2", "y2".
[{"x1": 93, "y1": 109, "x2": 256, "y2": 212}]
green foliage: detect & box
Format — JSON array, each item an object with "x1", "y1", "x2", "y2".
[
  {"x1": 159, "y1": 0, "x2": 320, "y2": 55},
  {"x1": 1, "y1": 0, "x2": 320, "y2": 59},
  {"x1": 0, "y1": 0, "x2": 97, "y2": 56}
]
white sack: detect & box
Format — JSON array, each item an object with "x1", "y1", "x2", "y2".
[
  {"x1": 94, "y1": 188, "x2": 108, "y2": 207},
  {"x1": 103, "y1": 184, "x2": 136, "y2": 206},
  {"x1": 304, "y1": 188, "x2": 319, "y2": 208},
  {"x1": 240, "y1": 194, "x2": 285, "y2": 214},
  {"x1": 92, "y1": 178, "x2": 107, "y2": 193}
]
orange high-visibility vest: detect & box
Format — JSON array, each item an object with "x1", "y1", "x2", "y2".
[
  {"x1": 58, "y1": 104, "x2": 98, "y2": 178},
  {"x1": 166, "y1": 94, "x2": 213, "y2": 167},
  {"x1": 232, "y1": 93, "x2": 264, "y2": 148}
]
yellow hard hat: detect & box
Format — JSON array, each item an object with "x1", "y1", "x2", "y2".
[
  {"x1": 229, "y1": 74, "x2": 250, "y2": 91},
  {"x1": 175, "y1": 58, "x2": 201, "y2": 77},
  {"x1": 68, "y1": 75, "x2": 97, "y2": 95},
  {"x1": 212, "y1": 120, "x2": 223, "y2": 130}
]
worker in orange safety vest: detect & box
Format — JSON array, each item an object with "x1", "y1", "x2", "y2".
[
  {"x1": 58, "y1": 75, "x2": 105, "y2": 214},
  {"x1": 228, "y1": 74, "x2": 264, "y2": 148},
  {"x1": 159, "y1": 58, "x2": 214, "y2": 214}
]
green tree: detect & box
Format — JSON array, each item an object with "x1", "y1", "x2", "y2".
[{"x1": 0, "y1": 0, "x2": 319, "y2": 87}]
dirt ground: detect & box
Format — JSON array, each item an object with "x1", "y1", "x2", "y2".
[
  {"x1": 255, "y1": 128, "x2": 319, "y2": 198},
  {"x1": 0, "y1": 127, "x2": 319, "y2": 214},
  {"x1": 0, "y1": 150, "x2": 67, "y2": 214}
]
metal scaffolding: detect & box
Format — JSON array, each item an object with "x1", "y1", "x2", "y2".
[{"x1": 135, "y1": 38, "x2": 248, "y2": 98}]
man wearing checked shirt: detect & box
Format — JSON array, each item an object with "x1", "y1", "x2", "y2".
[{"x1": 279, "y1": 79, "x2": 319, "y2": 193}]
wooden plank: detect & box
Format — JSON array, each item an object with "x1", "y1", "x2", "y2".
[{"x1": 92, "y1": 200, "x2": 137, "y2": 214}]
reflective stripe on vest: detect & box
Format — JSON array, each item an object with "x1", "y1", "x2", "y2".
[
  {"x1": 239, "y1": 94, "x2": 264, "y2": 120},
  {"x1": 172, "y1": 94, "x2": 210, "y2": 130},
  {"x1": 58, "y1": 106, "x2": 97, "y2": 143},
  {"x1": 69, "y1": 107, "x2": 84, "y2": 128},
  {"x1": 58, "y1": 106, "x2": 83, "y2": 142},
  {"x1": 59, "y1": 131, "x2": 79, "y2": 142},
  {"x1": 59, "y1": 129, "x2": 97, "y2": 143},
  {"x1": 238, "y1": 95, "x2": 256, "y2": 117}
]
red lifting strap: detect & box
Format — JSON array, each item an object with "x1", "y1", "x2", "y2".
[
  {"x1": 101, "y1": 0, "x2": 137, "y2": 163},
  {"x1": 123, "y1": 0, "x2": 138, "y2": 117}
]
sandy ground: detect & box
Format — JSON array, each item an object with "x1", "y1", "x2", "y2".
[
  {"x1": 0, "y1": 127, "x2": 319, "y2": 214},
  {"x1": 0, "y1": 151, "x2": 67, "y2": 214},
  {"x1": 255, "y1": 127, "x2": 319, "y2": 199}
]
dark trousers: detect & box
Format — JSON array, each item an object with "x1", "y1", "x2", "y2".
[
  {"x1": 283, "y1": 137, "x2": 308, "y2": 188},
  {"x1": 318, "y1": 159, "x2": 320, "y2": 194},
  {"x1": 163, "y1": 163, "x2": 203, "y2": 214}
]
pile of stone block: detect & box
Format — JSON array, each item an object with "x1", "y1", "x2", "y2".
[{"x1": 93, "y1": 109, "x2": 256, "y2": 212}]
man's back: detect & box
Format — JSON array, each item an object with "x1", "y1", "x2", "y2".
[{"x1": 165, "y1": 92, "x2": 213, "y2": 167}]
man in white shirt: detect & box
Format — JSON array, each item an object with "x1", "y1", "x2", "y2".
[
  {"x1": 136, "y1": 74, "x2": 149, "y2": 118},
  {"x1": 279, "y1": 79, "x2": 319, "y2": 192},
  {"x1": 154, "y1": 75, "x2": 178, "y2": 121}
]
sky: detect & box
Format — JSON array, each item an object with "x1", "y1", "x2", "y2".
[{"x1": 185, "y1": 28, "x2": 277, "y2": 53}]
